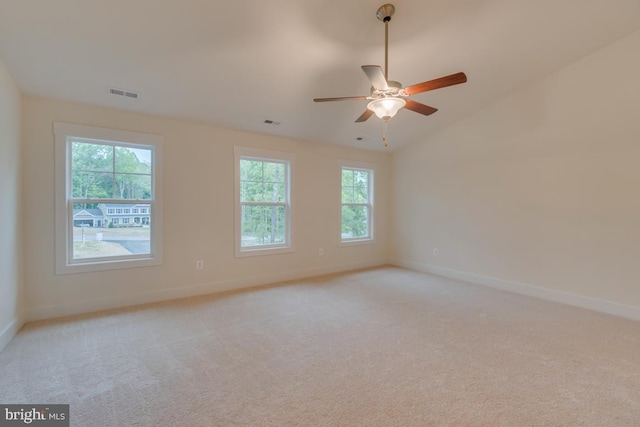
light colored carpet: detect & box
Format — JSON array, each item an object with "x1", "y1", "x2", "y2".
[{"x1": 1, "y1": 266, "x2": 639, "y2": 426}]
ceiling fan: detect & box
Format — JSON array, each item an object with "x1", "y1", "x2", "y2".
[{"x1": 313, "y1": 4, "x2": 467, "y2": 147}]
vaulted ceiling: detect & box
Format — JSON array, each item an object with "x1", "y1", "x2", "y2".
[{"x1": 1, "y1": 0, "x2": 639, "y2": 150}]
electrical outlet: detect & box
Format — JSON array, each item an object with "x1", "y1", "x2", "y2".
[
  {"x1": 318, "y1": 248, "x2": 324, "y2": 256},
  {"x1": 196, "y1": 260, "x2": 204, "y2": 270},
  {"x1": 433, "y1": 248, "x2": 439, "y2": 256}
]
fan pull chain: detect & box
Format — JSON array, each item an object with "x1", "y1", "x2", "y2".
[{"x1": 382, "y1": 120, "x2": 389, "y2": 148}]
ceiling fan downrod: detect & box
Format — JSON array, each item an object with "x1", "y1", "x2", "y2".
[
  {"x1": 379, "y1": 4, "x2": 395, "y2": 148},
  {"x1": 376, "y1": 4, "x2": 395, "y2": 79}
]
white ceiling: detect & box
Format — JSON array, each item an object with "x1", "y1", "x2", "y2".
[{"x1": 1, "y1": 0, "x2": 639, "y2": 151}]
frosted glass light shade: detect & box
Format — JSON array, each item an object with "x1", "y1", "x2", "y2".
[{"x1": 367, "y1": 97, "x2": 406, "y2": 119}]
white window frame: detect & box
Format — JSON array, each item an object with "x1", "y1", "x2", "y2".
[
  {"x1": 339, "y1": 160, "x2": 375, "y2": 246},
  {"x1": 234, "y1": 146, "x2": 295, "y2": 257},
  {"x1": 54, "y1": 122, "x2": 164, "y2": 274}
]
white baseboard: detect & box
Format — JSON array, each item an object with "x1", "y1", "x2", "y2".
[
  {"x1": 391, "y1": 259, "x2": 640, "y2": 322},
  {"x1": 0, "y1": 315, "x2": 25, "y2": 354},
  {"x1": 26, "y1": 259, "x2": 388, "y2": 322}
]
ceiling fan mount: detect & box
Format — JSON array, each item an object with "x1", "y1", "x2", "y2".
[
  {"x1": 313, "y1": 3, "x2": 468, "y2": 146},
  {"x1": 376, "y1": 4, "x2": 395, "y2": 22}
]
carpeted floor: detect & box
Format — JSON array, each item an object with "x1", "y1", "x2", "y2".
[{"x1": 1, "y1": 266, "x2": 639, "y2": 426}]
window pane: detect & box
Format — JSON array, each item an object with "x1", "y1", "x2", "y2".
[
  {"x1": 263, "y1": 182, "x2": 286, "y2": 203},
  {"x1": 241, "y1": 204, "x2": 286, "y2": 247},
  {"x1": 114, "y1": 174, "x2": 152, "y2": 200},
  {"x1": 354, "y1": 179, "x2": 368, "y2": 203},
  {"x1": 341, "y1": 205, "x2": 369, "y2": 239},
  {"x1": 72, "y1": 202, "x2": 150, "y2": 260},
  {"x1": 71, "y1": 172, "x2": 114, "y2": 199},
  {"x1": 342, "y1": 186, "x2": 354, "y2": 203},
  {"x1": 240, "y1": 158, "x2": 288, "y2": 203},
  {"x1": 354, "y1": 170, "x2": 369, "y2": 186},
  {"x1": 241, "y1": 180, "x2": 264, "y2": 202},
  {"x1": 342, "y1": 169, "x2": 354, "y2": 187},
  {"x1": 240, "y1": 159, "x2": 263, "y2": 182},
  {"x1": 263, "y1": 161, "x2": 285, "y2": 183},
  {"x1": 263, "y1": 162, "x2": 275, "y2": 182},
  {"x1": 115, "y1": 146, "x2": 152, "y2": 174},
  {"x1": 71, "y1": 142, "x2": 113, "y2": 172}
]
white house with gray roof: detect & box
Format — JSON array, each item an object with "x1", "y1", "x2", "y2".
[{"x1": 73, "y1": 203, "x2": 151, "y2": 227}]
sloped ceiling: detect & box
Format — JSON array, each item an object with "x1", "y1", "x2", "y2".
[{"x1": 1, "y1": 0, "x2": 639, "y2": 150}]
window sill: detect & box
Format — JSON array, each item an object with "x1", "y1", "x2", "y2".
[
  {"x1": 339, "y1": 238, "x2": 375, "y2": 247},
  {"x1": 56, "y1": 256, "x2": 162, "y2": 275},
  {"x1": 235, "y1": 245, "x2": 294, "y2": 258}
]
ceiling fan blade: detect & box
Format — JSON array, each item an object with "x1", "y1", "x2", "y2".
[
  {"x1": 404, "y1": 99, "x2": 438, "y2": 116},
  {"x1": 355, "y1": 109, "x2": 374, "y2": 123},
  {"x1": 313, "y1": 96, "x2": 369, "y2": 102},
  {"x1": 404, "y1": 72, "x2": 467, "y2": 96},
  {"x1": 361, "y1": 65, "x2": 389, "y2": 90}
]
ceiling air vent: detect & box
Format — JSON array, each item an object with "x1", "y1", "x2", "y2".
[
  {"x1": 263, "y1": 119, "x2": 281, "y2": 126},
  {"x1": 109, "y1": 88, "x2": 139, "y2": 99}
]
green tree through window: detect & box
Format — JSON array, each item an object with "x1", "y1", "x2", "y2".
[
  {"x1": 239, "y1": 158, "x2": 289, "y2": 248},
  {"x1": 71, "y1": 142, "x2": 152, "y2": 206},
  {"x1": 341, "y1": 167, "x2": 373, "y2": 241}
]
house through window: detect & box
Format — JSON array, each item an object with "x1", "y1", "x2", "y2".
[{"x1": 54, "y1": 122, "x2": 163, "y2": 273}]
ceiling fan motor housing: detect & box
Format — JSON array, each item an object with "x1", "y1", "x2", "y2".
[{"x1": 370, "y1": 80, "x2": 403, "y2": 97}]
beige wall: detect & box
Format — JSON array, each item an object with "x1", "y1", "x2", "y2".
[
  {"x1": 22, "y1": 97, "x2": 391, "y2": 319},
  {"x1": 0, "y1": 57, "x2": 22, "y2": 347},
  {"x1": 392, "y1": 30, "x2": 640, "y2": 310}
]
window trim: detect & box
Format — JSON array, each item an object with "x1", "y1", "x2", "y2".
[
  {"x1": 339, "y1": 160, "x2": 375, "y2": 246},
  {"x1": 54, "y1": 122, "x2": 164, "y2": 274},
  {"x1": 234, "y1": 146, "x2": 295, "y2": 257}
]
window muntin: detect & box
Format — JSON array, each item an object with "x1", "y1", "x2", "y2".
[
  {"x1": 55, "y1": 122, "x2": 163, "y2": 273},
  {"x1": 234, "y1": 146, "x2": 294, "y2": 257},
  {"x1": 341, "y1": 166, "x2": 374, "y2": 243}
]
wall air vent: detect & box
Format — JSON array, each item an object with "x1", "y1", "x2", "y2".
[{"x1": 109, "y1": 88, "x2": 139, "y2": 99}]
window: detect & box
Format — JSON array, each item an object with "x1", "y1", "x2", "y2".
[
  {"x1": 54, "y1": 122, "x2": 163, "y2": 274},
  {"x1": 234, "y1": 146, "x2": 294, "y2": 256},
  {"x1": 340, "y1": 162, "x2": 374, "y2": 244}
]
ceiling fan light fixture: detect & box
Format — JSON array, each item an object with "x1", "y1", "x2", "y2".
[{"x1": 367, "y1": 97, "x2": 406, "y2": 120}]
